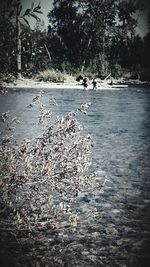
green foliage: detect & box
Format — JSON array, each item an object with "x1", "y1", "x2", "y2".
[
  {"x1": 140, "y1": 69, "x2": 150, "y2": 81},
  {"x1": 81, "y1": 69, "x2": 97, "y2": 81},
  {"x1": 0, "y1": 0, "x2": 150, "y2": 80},
  {"x1": 0, "y1": 18, "x2": 16, "y2": 74},
  {"x1": 0, "y1": 72, "x2": 16, "y2": 83},
  {"x1": 47, "y1": 0, "x2": 118, "y2": 71},
  {"x1": 111, "y1": 64, "x2": 123, "y2": 78},
  {"x1": 1, "y1": 0, "x2": 43, "y2": 76},
  {"x1": 144, "y1": 32, "x2": 150, "y2": 68},
  {"x1": 21, "y1": 22, "x2": 49, "y2": 74}
]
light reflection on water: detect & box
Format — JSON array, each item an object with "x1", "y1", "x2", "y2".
[
  {"x1": 0, "y1": 87, "x2": 150, "y2": 265},
  {"x1": 1, "y1": 88, "x2": 149, "y2": 176}
]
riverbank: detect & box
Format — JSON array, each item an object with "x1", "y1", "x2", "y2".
[{"x1": 1, "y1": 77, "x2": 150, "y2": 91}]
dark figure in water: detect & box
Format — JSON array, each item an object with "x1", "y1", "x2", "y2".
[
  {"x1": 92, "y1": 79, "x2": 97, "y2": 90},
  {"x1": 76, "y1": 75, "x2": 83, "y2": 82},
  {"x1": 83, "y1": 77, "x2": 88, "y2": 90}
]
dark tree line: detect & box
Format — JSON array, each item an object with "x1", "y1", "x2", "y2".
[{"x1": 0, "y1": 0, "x2": 150, "y2": 80}]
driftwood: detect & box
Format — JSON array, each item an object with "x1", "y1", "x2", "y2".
[
  {"x1": 104, "y1": 73, "x2": 111, "y2": 80},
  {"x1": 44, "y1": 43, "x2": 52, "y2": 63}
]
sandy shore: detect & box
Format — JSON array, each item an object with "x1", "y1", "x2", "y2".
[
  {"x1": 2, "y1": 78, "x2": 150, "y2": 91},
  {"x1": 2, "y1": 78, "x2": 129, "y2": 90},
  {"x1": 4, "y1": 78, "x2": 86, "y2": 90}
]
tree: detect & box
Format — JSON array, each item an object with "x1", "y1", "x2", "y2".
[
  {"x1": 20, "y1": 20, "x2": 49, "y2": 75},
  {"x1": 0, "y1": 17, "x2": 16, "y2": 74},
  {"x1": 0, "y1": 1, "x2": 16, "y2": 75},
  {"x1": 48, "y1": 0, "x2": 82, "y2": 70},
  {"x1": 143, "y1": 12, "x2": 150, "y2": 69},
  {"x1": 115, "y1": 0, "x2": 138, "y2": 68},
  {"x1": 2, "y1": 0, "x2": 43, "y2": 77},
  {"x1": 47, "y1": 0, "x2": 118, "y2": 75}
]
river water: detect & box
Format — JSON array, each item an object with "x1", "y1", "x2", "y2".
[{"x1": 0, "y1": 87, "x2": 150, "y2": 266}]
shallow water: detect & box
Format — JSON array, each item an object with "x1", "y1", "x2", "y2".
[{"x1": 0, "y1": 87, "x2": 150, "y2": 266}]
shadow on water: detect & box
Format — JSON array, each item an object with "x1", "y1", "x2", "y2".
[{"x1": 0, "y1": 87, "x2": 150, "y2": 266}]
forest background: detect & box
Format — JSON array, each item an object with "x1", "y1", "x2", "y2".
[{"x1": 0, "y1": 0, "x2": 150, "y2": 82}]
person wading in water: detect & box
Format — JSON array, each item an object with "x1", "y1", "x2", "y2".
[
  {"x1": 82, "y1": 77, "x2": 88, "y2": 90},
  {"x1": 92, "y1": 78, "x2": 97, "y2": 90}
]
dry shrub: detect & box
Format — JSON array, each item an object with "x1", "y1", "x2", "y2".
[
  {"x1": 0, "y1": 91, "x2": 107, "y2": 232},
  {"x1": 63, "y1": 73, "x2": 76, "y2": 83},
  {"x1": 37, "y1": 69, "x2": 64, "y2": 82}
]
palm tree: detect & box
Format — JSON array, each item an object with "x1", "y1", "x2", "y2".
[
  {"x1": 17, "y1": 1, "x2": 43, "y2": 77},
  {"x1": 6, "y1": 0, "x2": 42, "y2": 77}
]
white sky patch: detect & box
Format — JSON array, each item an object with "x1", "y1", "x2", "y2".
[
  {"x1": 134, "y1": 10, "x2": 149, "y2": 37},
  {"x1": 21, "y1": 0, "x2": 53, "y2": 29}
]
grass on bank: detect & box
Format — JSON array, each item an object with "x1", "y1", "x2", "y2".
[
  {"x1": 1, "y1": 67, "x2": 150, "y2": 86},
  {"x1": 36, "y1": 69, "x2": 76, "y2": 83},
  {"x1": 35, "y1": 67, "x2": 150, "y2": 83}
]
